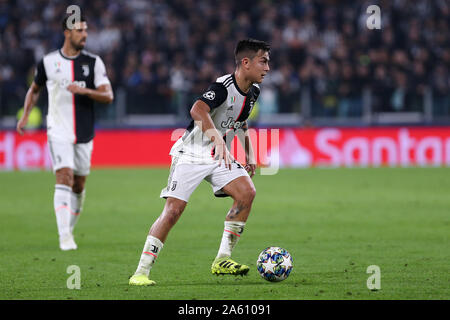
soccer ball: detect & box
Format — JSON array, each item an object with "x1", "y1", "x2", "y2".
[{"x1": 256, "y1": 247, "x2": 293, "y2": 282}]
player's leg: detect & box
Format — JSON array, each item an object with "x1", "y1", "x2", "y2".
[
  {"x1": 130, "y1": 157, "x2": 207, "y2": 286},
  {"x1": 53, "y1": 167, "x2": 77, "y2": 250},
  {"x1": 148, "y1": 197, "x2": 187, "y2": 243},
  {"x1": 208, "y1": 163, "x2": 256, "y2": 275},
  {"x1": 70, "y1": 175, "x2": 86, "y2": 233},
  {"x1": 48, "y1": 138, "x2": 77, "y2": 250},
  {"x1": 217, "y1": 175, "x2": 256, "y2": 252},
  {"x1": 130, "y1": 197, "x2": 187, "y2": 285},
  {"x1": 222, "y1": 175, "x2": 256, "y2": 223},
  {"x1": 70, "y1": 141, "x2": 93, "y2": 233}
]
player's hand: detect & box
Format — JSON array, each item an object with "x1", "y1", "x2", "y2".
[
  {"x1": 215, "y1": 143, "x2": 234, "y2": 170},
  {"x1": 67, "y1": 84, "x2": 87, "y2": 95},
  {"x1": 245, "y1": 163, "x2": 256, "y2": 178},
  {"x1": 16, "y1": 116, "x2": 28, "y2": 135}
]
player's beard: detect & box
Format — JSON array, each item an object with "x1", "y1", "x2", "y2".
[{"x1": 71, "y1": 39, "x2": 86, "y2": 51}]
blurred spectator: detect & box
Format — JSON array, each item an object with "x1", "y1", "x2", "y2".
[{"x1": 0, "y1": 0, "x2": 449, "y2": 124}]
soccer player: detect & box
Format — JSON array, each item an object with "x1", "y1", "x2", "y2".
[
  {"x1": 129, "y1": 39, "x2": 270, "y2": 285},
  {"x1": 16, "y1": 15, "x2": 113, "y2": 251}
]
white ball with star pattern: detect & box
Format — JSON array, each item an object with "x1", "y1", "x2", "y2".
[{"x1": 256, "y1": 247, "x2": 293, "y2": 282}]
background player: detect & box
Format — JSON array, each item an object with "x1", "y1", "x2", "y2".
[
  {"x1": 129, "y1": 39, "x2": 270, "y2": 286},
  {"x1": 16, "y1": 15, "x2": 114, "y2": 250}
]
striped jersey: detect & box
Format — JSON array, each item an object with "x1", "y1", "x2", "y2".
[
  {"x1": 170, "y1": 73, "x2": 260, "y2": 163},
  {"x1": 34, "y1": 49, "x2": 111, "y2": 144}
]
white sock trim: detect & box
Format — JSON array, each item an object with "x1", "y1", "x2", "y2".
[
  {"x1": 55, "y1": 184, "x2": 72, "y2": 192},
  {"x1": 134, "y1": 235, "x2": 164, "y2": 276},
  {"x1": 216, "y1": 221, "x2": 246, "y2": 259}
]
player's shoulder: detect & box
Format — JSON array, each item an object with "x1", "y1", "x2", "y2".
[
  {"x1": 80, "y1": 50, "x2": 101, "y2": 62},
  {"x1": 215, "y1": 74, "x2": 233, "y2": 87},
  {"x1": 41, "y1": 50, "x2": 59, "y2": 62},
  {"x1": 204, "y1": 74, "x2": 230, "y2": 93},
  {"x1": 45, "y1": 49, "x2": 60, "y2": 58}
]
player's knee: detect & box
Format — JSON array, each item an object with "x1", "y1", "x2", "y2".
[
  {"x1": 249, "y1": 186, "x2": 256, "y2": 201},
  {"x1": 165, "y1": 209, "x2": 182, "y2": 226},
  {"x1": 244, "y1": 185, "x2": 256, "y2": 203},
  {"x1": 56, "y1": 168, "x2": 74, "y2": 187},
  {"x1": 164, "y1": 205, "x2": 185, "y2": 226},
  {"x1": 236, "y1": 185, "x2": 256, "y2": 206}
]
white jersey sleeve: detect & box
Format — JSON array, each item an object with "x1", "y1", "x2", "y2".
[{"x1": 94, "y1": 56, "x2": 111, "y2": 88}]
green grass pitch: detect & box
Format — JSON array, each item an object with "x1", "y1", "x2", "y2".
[{"x1": 0, "y1": 167, "x2": 449, "y2": 300}]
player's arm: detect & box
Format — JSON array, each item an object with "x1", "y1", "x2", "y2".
[
  {"x1": 17, "y1": 81, "x2": 42, "y2": 135},
  {"x1": 238, "y1": 121, "x2": 256, "y2": 177},
  {"x1": 190, "y1": 100, "x2": 234, "y2": 169},
  {"x1": 67, "y1": 83, "x2": 114, "y2": 104}
]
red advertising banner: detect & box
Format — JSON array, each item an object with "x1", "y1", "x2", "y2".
[
  {"x1": 269, "y1": 127, "x2": 450, "y2": 167},
  {"x1": 1, "y1": 127, "x2": 450, "y2": 170}
]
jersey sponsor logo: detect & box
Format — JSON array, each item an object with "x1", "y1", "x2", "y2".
[
  {"x1": 58, "y1": 79, "x2": 86, "y2": 89},
  {"x1": 221, "y1": 117, "x2": 245, "y2": 129},
  {"x1": 203, "y1": 90, "x2": 215, "y2": 100},
  {"x1": 81, "y1": 64, "x2": 90, "y2": 77}
]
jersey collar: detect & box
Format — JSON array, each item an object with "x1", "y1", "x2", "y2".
[
  {"x1": 59, "y1": 49, "x2": 80, "y2": 60},
  {"x1": 232, "y1": 73, "x2": 249, "y2": 97}
]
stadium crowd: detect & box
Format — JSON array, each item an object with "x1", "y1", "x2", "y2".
[{"x1": 0, "y1": 0, "x2": 449, "y2": 122}]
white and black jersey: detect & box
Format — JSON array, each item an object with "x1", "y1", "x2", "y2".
[
  {"x1": 34, "y1": 49, "x2": 111, "y2": 144},
  {"x1": 170, "y1": 73, "x2": 260, "y2": 163}
]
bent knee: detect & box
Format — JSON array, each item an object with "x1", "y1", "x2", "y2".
[
  {"x1": 247, "y1": 186, "x2": 256, "y2": 201},
  {"x1": 236, "y1": 186, "x2": 256, "y2": 205}
]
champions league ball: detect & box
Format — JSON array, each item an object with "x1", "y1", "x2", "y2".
[{"x1": 256, "y1": 247, "x2": 293, "y2": 282}]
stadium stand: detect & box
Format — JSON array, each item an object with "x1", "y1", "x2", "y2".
[{"x1": 0, "y1": 0, "x2": 449, "y2": 127}]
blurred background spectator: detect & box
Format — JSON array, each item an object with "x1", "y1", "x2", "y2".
[{"x1": 0, "y1": 0, "x2": 449, "y2": 127}]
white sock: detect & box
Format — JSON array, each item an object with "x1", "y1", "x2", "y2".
[
  {"x1": 54, "y1": 184, "x2": 72, "y2": 238},
  {"x1": 216, "y1": 221, "x2": 246, "y2": 260},
  {"x1": 70, "y1": 190, "x2": 85, "y2": 233},
  {"x1": 134, "y1": 235, "x2": 164, "y2": 277}
]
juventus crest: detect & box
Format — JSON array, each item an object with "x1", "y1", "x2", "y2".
[{"x1": 81, "y1": 64, "x2": 89, "y2": 77}]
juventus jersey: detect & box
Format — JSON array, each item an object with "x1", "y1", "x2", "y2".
[
  {"x1": 34, "y1": 49, "x2": 111, "y2": 144},
  {"x1": 170, "y1": 73, "x2": 260, "y2": 163}
]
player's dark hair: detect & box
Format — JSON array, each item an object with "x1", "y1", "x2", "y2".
[
  {"x1": 235, "y1": 39, "x2": 270, "y2": 66},
  {"x1": 62, "y1": 14, "x2": 87, "y2": 31}
]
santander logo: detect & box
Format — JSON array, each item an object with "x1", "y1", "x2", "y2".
[
  {"x1": 314, "y1": 128, "x2": 450, "y2": 167},
  {"x1": 267, "y1": 128, "x2": 450, "y2": 168}
]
